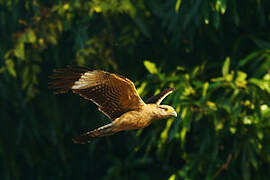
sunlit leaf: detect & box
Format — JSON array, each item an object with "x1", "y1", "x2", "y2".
[
  {"x1": 63, "y1": 3, "x2": 69, "y2": 10},
  {"x1": 177, "y1": 66, "x2": 185, "y2": 71},
  {"x1": 5, "y1": 59, "x2": 16, "y2": 77},
  {"x1": 216, "y1": 0, "x2": 221, "y2": 12},
  {"x1": 202, "y1": 81, "x2": 209, "y2": 97},
  {"x1": 250, "y1": 78, "x2": 270, "y2": 93},
  {"x1": 14, "y1": 42, "x2": 25, "y2": 59},
  {"x1": 144, "y1": 60, "x2": 158, "y2": 74},
  {"x1": 25, "y1": 29, "x2": 36, "y2": 43},
  {"x1": 159, "y1": 118, "x2": 174, "y2": 146},
  {"x1": 236, "y1": 71, "x2": 247, "y2": 88},
  {"x1": 175, "y1": 0, "x2": 182, "y2": 12},
  {"x1": 222, "y1": 57, "x2": 230, "y2": 77},
  {"x1": 137, "y1": 81, "x2": 147, "y2": 95},
  {"x1": 230, "y1": 127, "x2": 236, "y2": 134},
  {"x1": 168, "y1": 174, "x2": 176, "y2": 180},
  {"x1": 207, "y1": 101, "x2": 217, "y2": 110},
  {"x1": 180, "y1": 127, "x2": 187, "y2": 147},
  {"x1": 220, "y1": 0, "x2": 227, "y2": 14}
]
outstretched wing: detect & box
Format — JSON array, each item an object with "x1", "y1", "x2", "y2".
[
  {"x1": 146, "y1": 88, "x2": 176, "y2": 105},
  {"x1": 49, "y1": 67, "x2": 145, "y2": 120}
]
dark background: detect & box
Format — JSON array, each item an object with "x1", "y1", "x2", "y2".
[{"x1": 1, "y1": 0, "x2": 270, "y2": 179}]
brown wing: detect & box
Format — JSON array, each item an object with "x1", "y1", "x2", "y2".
[
  {"x1": 49, "y1": 67, "x2": 145, "y2": 120},
  {"x1": 146, "y1": 88, "x2": 176, "y2": 105}
]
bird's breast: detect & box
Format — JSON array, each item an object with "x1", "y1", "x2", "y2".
[{"x1": 113, "y1": 109, "x2": 154, "y2": 131}]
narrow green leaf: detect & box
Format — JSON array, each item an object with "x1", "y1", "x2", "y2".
[
  {"x1": 5, "y1": 59, "x2": 16, "y2": 77},
  {"x1": 180, "y1": 127, "x2": 187, "y2": 147},
  {"x1": 202, "y1": 82, "x2": 209, "y2": 97},
  {"x1": 220, "y1": 0, "x2": 227, "y2": 14},
  {"x1": 22, "y1": 66, "x2": 30, "y2": 89},
  {"x1": 222, "y1": 57, "x2": 230, "y2": 77},
  {"x1": 215, "y1": 0, "x2": 221, "y2": 12},
  {"x1": 14, "y1": 42, "x2": 25, "y2": 60},
  {"x1": 238, "y1": 51, "x2": 260, "y2": 67},
  {"x1": 144, "y1": 60, "x2": 158, "y2": 74},
  {"x1": 175, "y1": 0, "x2": 182, "y2": 12},
  {"x1": 137, "y1": 82, "x2": 147, "y2": 95}
]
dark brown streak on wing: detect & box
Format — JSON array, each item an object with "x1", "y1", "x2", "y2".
[{"x1": 146, "y1": 88, "x2": 176, "y2": 104}]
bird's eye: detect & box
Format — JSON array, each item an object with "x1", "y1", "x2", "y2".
[{"x1": 160, "y1": 107, "x2": 168, "y2": 111}]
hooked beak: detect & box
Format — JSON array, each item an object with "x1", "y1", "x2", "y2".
[{"x1": 171, "y1": 111, "x2": 177, "y2": 117}]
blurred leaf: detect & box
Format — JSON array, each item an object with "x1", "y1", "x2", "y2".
[
  {"x1": 252, "y1": 38, "x2": 270, "y2": 49},
  {"x1": 175, "y1": 0, "x2": 182, "y2": 12},
  {"x1": 207, "y1": 101, "x2": 217, "y2": 110},
  {"x1": 220, "y1": 0, "x2": 227, "y2": 14},
  {"x1": 5, "y1": 59, "x2": 16, "y2": 77},
  {"x1": 14, "y1": 42, "x2": 25, "y2": 59},
  {"x1": 202, "y1": 81, "x2": 209, "y2": 97},
  {"x1": 25, "y1": 29, "x2": 36, "y2": 43},
  {"x1": 22, "y1": 66, "x2": 30, "y2": 89},
  {"x1": 0, "y1": 66, "x2": 6, "y2": 73},
  {"x1": 213, "y1": 12, "x2": 220, "y2": 29},
  {"x1": 47, "y1": 35, "x2": 57, "y2": 45},
  {"x1": 236, "y1": 71, "x2": 247, "y2": 88},
  {"x1": 250, "y1": 78, "x2": 270, "y2": 93},
  {"x1": 144, "y1": 60, "x2": 158, "y2": 74},
  {"x1": 137, "y1": 81, "x2": 147, "y2": 95},
  {"x1": 183, "y1": 0, "x2": 202, "y2": 30},
  {"x1": 168, "y1": 174, "x2": 176, "y2": 180},
  {"x1": 222, "y1": 57, "x2": 230, "y2": 77},
  {"x1": 242, "y1": 149, "x2": 251, "y2": 180},
  {"x1": 133, "y1": 16, "x2": 151, "y2": 38},
  {"x1": 238, "y1": 51, "x2": 260, "y2": 67}
]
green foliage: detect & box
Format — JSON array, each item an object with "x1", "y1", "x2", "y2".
[
  {"x1": 140, "y1": 60, "x2": 270, "y2": 179},
  {"x1": 0, "y1": 0, "x2": 270, "y2": 179}
]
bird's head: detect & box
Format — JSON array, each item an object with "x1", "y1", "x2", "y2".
[{"x1": 157, "y1": 105, "x2": 177, "y2": 119}]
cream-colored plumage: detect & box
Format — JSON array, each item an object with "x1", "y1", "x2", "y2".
[{"x1": 49, "y1": 67, "x2": 176, "y2": 144}]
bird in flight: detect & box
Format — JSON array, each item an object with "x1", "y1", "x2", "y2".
[{"x1": 49, "y1": 67, "x2": 177, "y2": 144}]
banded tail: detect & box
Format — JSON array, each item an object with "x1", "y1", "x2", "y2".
[{"x1": 72, "y1": 123, "x2": 115, "y2": 144}]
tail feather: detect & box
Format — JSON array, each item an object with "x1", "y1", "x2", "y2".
[
  {"x1": 72, "y1": 123, "x2": 115, "y2": 144},
  {"x1": 48, "y1": 66, "x2": 91, "y2": 94}
]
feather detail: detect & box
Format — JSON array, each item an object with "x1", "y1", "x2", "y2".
[{"x1": 146, "y1": 88, "x2": 176, "y2": 105}]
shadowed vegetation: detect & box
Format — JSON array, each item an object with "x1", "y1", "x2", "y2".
[{"x1": 1, "y1": 0, "x2": 270, "y2": 179}]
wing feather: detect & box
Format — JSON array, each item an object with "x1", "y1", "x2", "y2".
[
  {"x1": 146, "y1": 88, "x2": 176, "y2": 105},
  {"x1": 49, "y1": 67, "x2": 145, "y2": 120}
]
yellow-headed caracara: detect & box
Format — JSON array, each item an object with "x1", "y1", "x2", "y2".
[{"x1": 49, "y1": 67, "x2": 177, "y2": 144}]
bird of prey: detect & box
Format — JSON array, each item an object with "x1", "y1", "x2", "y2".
[{"x1": 49, "y1": 67, "x2": 177, "y2": 144}]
